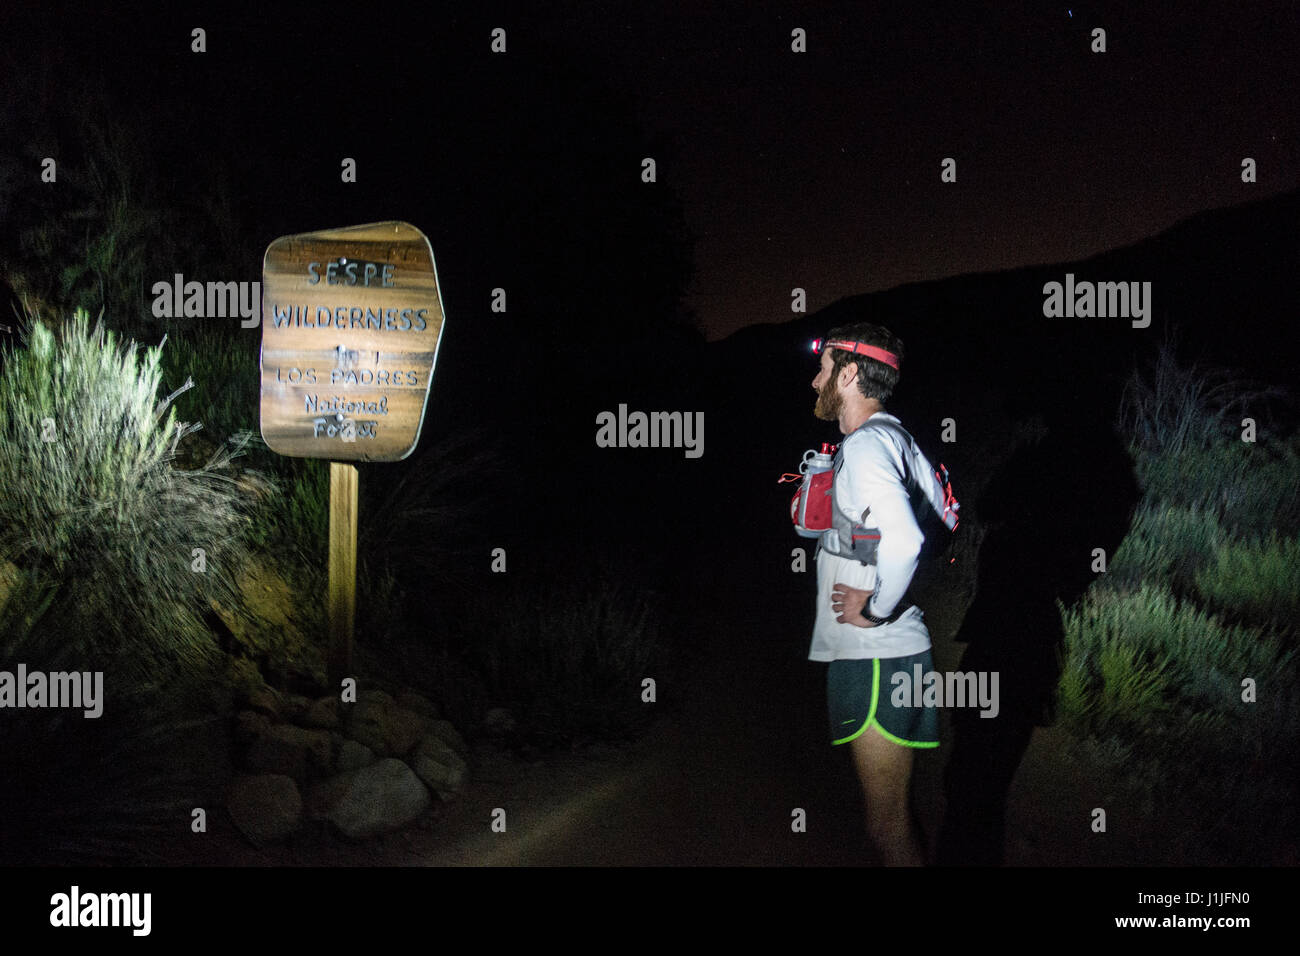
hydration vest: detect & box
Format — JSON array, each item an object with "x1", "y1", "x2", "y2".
[{"x1": 823, "y1": 416, "x2": 959, "y2": 565}]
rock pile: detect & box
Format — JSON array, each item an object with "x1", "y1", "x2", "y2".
[{"x1": 225, "y1": 684, "x2": 471, "y2": 845}]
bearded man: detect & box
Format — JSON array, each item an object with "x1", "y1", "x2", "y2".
[{"x1": 807, "y1": 322, "x2": 938, "y2": 866}]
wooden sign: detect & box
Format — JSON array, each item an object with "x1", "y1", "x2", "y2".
[{"x1": 259, "y1": 221, "x2": 446, "y2": 462}]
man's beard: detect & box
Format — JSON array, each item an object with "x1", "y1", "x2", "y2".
[{"x1": 814, "y1": 378, "x2": 842, "y2": 421}]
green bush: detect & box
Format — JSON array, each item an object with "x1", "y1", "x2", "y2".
[
  {"x1": 155, "y1": 326, "x2": 335, "y2": 566},
  {"x1": 1129, "y1": 439, "x2": 1300, "y2": 539},
  {"x1": 1058, "y1": 583, "x2": 1296, "y2": 739},
  {"x1": 1061, "y1": 340, "x2": 1299, "y2": 861},
  {"x1": 457, "y1": 562, "x2": 666, "y2": 748},
  {"x1": 0, "y1": 603, "x2": 213, "y2": 863},
  {"x1": 278, "y1": 459, "x2": 330, "y2": 557},
  {"x1": 0, "y1": 314, "x2": 247, "y2": 863},
  {"x1": 1095, "y1": 637, "x2": 1173, "y2": 727},
  {"x1": 158, "y1": 326, "x2": 261, "y2": 449},
  {"x1": 359, "y1": 428, "x2": 503, "y2": 596},
  {"x1": 1195, "y1": 531, "x2": 1300, "y2": 632},
  {"x1": 0, "y1": 567, "x2": 218, "y2": 865},
  {"x1": 1116, "y1": 338, "x2": 1287, "y2": 457},
  {"x1": 1056, "y1": 581, "x2": 1299, "y2": 864},
  {"x1": 1107, "y1": 503, "x2": 1225, "y2": 595},
  {"x1": 1057, "y1": 591, "x2": 1173, "y2": 738},
  {"x1": 1, "y1": 75, "x2": 252, "y2": 336},
  {"x1": 0, "y1": 311, "x2": 256, "y2": 691}
]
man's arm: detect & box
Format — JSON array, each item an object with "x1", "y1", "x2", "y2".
[
  {"x1": 831, "y1": 582, "x2": 877, "y2": 626},
  {"x1": 842, "y1": 431, "x2": 924, "y2": 618}
]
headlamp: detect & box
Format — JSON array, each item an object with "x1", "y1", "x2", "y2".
[{"x1": 810, "y1": 336, "x2": 899, "y2": 370}]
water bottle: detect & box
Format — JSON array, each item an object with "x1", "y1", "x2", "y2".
[{"x1": 788, "y1": 442, "x2": 837, "y2": 537}]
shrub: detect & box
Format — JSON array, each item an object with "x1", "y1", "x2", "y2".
[
  {"x1": 456, "y1": 560, "x2": 666, "y2": 748},
  {"x1": 0, "y1": 311, "x2": 259, "y2": 861},
  {"x1": 359, "y1": 428, "x2": 504, "y2": 598},
  {"x1": 1195, "y1": 531, "x2": 1300, "y2": 634},
  {"x1": 0, "y1": 310, "x2": 256, "y2": 692},
  {"x1": 1056, "y1": 581, "x2": 1299, "y2": 864},
  {"x1": 1, "y1": 74, "x2": 252, "y2": 336},
  {"x1": 158, "y1": 326, "x2": 261, "y2": 452},
  {"x1": 0, "y1": 509, "x2": 224, "y2": 866},
  {"x1": 1058, "y1": 583, "x2": 1296, "y2": 741},
  {"x1": 258, "y1": 457, "x2": 329, "y2": 564},
  {"x1": 1107, "y1": 503, "x2": 1225, "y2": 596},
  {"x1": 1116, "y1": 336, "x2": 1288, "y2": 457},
  {"x1": 1059, "y1": 337, "x2": 1299, "y2": 861},
  {"x1": 1129, "y1": 439, "x2": 1300, "y2": 540}
]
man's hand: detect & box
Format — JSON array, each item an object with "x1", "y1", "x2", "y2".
[{"x1": 831, "y1": 583, "x2": 878, "y2": 627}]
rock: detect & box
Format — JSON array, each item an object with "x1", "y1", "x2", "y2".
[
  {"x1": 178, "y1": 714, "x2": 235, "y2": 791},
  {"x1": 411, "y1": 734, "x2": 469, "y2": 799},
  {"x1": 335, "y1": 737, "x2": 375, "y2": 772},
  {"x1": 227, "y1": 774, "x2": 302, "y2": 847},
  {"x1": 425, "y1": 719, "x2": 470, "y2": 759},
  {"x1": 395, "y1": 689, "x2": 439, "y2": 719},
  {"x1": 244, "y1": 727, "x2": 305, "y2": 781},
  {"x1": 280, "y1": 693, "x2": 314, "y2": 722},
  {"x1": 309, "y1": 759, "x2": 431, "y2": 839},
  {"x1": 245, "y1": 685, "x2": 282, "y2": 720},
  {"x1": 233, "y1": 710, "x2": 271, "y2": 748},
  {"x1": 244, "y1": 724, "x2": 333, "y2": 782},
  {"x1": 344, "y1": 698, "x2": 388, "y2": 753},
  {"x1": 344, "y1": 697, "x2": 428, "y2": 757},
  {"x1": 357, "y1": 687, "x2": 396, "y2": 708},
  {"x1": 204, "y1": 677, "x2": 237, "y2": 719},
  {"x1": 292, "y1": 726, "x2": 335, "y2": 774},
  {"x1": 483, "y1": 707, "x2": 516, "y2": 736},
  {"x1": 386, "y1": 706, "x2": 429, "y2": 756},
  {"x1": 302, "y1": 696, "x2": 341, "y2": 731}
]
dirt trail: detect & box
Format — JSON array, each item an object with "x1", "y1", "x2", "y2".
[
  {"x1": 405, "y1": 550, "x2": 1142, "y2": 867},
  {"x1": 165, "y1": 546, "x2": 1131, "y2": 867},
  {"x1": 410, "y1": 553, "x2": 971, "y2": 866}
]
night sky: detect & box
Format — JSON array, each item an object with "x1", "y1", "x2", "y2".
[
  {"x1": 604, "y1": 2, "x2": 1300, "y2": 338},
  {"x1": 4, "y1": 3, "x2": 1296, "y2": 341}
]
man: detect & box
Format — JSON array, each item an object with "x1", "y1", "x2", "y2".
[{"x1": 807, "y1": 321, "x2": 938, "y2": 866}]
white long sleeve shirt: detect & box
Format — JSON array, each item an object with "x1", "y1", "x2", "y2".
[{"x1": 807, "y1": 412, "x2": 931, "y2": 661}]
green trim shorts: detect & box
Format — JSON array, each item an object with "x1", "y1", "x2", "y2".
[{"x1": 828, "y1": 650, "x2": 940, "y2": 748}]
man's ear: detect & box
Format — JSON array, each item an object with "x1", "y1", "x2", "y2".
[{"x1": 838, "y1": 362, "x2": 858, "y2": 390}]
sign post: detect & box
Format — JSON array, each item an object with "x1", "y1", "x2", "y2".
[
  {"x1": 327, "y1": 461, "x2": 358, "y2": 685},
  {"x1": 259, "y1": 221, "x2": 446, "y2": 685}
]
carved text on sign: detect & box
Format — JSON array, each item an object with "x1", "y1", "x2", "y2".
[{"x1": 259, "y1": 221, "x2": 445, "y2": 462}]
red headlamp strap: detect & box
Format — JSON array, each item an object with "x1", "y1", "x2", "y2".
[{"x1": 823, "y1": 339, "x2": 900, "y2": 370}]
